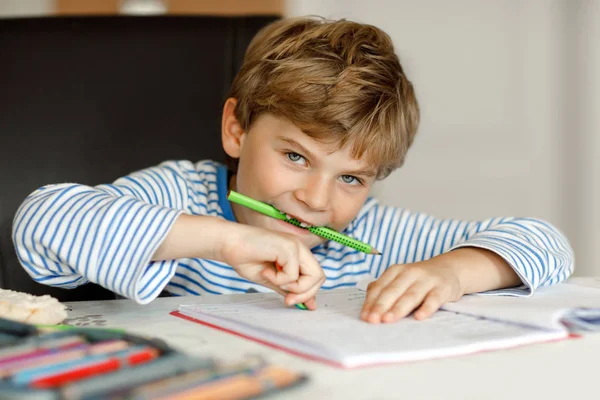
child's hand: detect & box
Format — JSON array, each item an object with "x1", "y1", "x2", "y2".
[
  {"x1": 220, "y1": 224, "x2": 326, "y2": 310},
  {"x1": 360, "y1": 260, "x2": 464, "y2": 323},
  {"x1": 360, "y1": 248, "x2": 522, "y2": 323}
]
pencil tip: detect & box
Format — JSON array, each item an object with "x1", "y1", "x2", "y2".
[
  {"x1": 226, "y1": 190, "x2": 231, "y2": 198},
  {"x1": 372, "y1": 249, "x2": 381, "y2": 255}
]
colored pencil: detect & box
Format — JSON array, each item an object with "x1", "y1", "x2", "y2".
[
  {"x1": 13, "y1": 345, "x2": 158, "y2": 387},
  {"x1": 0, "y1": 340, "x2": 129, "y2": 378},
  {"x1": 0, "y1": 336, "x2": 85, "y2": 364}
]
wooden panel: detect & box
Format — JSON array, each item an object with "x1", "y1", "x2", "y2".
[
  {"x1": 169, "y1": 0, "x2": 283, "y2": 15},
  {"x1": 56, "y1": 0, "x2": 118, "y2": 14},
  {"x1": 56, "y1": 0, "x2": 282, "y2": 16}
]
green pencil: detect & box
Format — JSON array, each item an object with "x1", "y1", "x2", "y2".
[{"x1": 227, "y1": 190, "x2": 381, "y2": 255}]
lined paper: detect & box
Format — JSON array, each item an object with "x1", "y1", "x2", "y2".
[{"x1": 179, "y1": 289, "x2": 567, "y2": 367}]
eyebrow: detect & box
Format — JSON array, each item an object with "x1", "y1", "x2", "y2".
[
  {"x1": 277, "y1": 136, "x2": 317, "y2": 161},
  {"x1": 276, "y1": 136, "x2": 378, "y2": 178},
  {"x1": 349, "y1": 168, "x2": 378, "y2": 178}
]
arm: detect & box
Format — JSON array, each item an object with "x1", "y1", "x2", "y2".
[
  {"x1": 441, "y1": 247, "x2": 522, "y2": 294},
  {"x1": 13, "y1": 160, "x2": 324, "y2": 305},
  {"x1": 153, "y1": 213, "x2": 325, "y2": 308},
  {"x1": 355, "y1": 200, "x2": 574, "y2": 293},
  {"x1": 447, "y1": 217, "x2": 574, "y2": 292},
  {"x1": 11, "y1": 161, "x2": 191, "y2": 303},
  {"x1": 350, "y1": 200, "x2": 574, "y2": 322}
]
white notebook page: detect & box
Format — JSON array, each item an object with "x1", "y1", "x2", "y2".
[
  {"x1": 179, "y1": 289, "x2": 567, "y2": 367},
  {"x1": 443, "y1": 283, "x2": 600, "y2": 331}
]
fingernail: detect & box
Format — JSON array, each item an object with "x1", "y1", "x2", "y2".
[{"x1": 368, "y1": 312, "x2": 380, "y2": 323}]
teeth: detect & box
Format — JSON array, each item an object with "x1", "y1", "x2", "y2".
[{"x1": 284, "y1": 213, "x2": 311, "y2": 228}]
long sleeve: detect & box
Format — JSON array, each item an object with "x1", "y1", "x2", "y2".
[
  {"x1": 11, "y1": 161, "x2": 195, "y2": 304},
  {"x1": 350, "y1": 199, "x2": 574, "y2": 295}
]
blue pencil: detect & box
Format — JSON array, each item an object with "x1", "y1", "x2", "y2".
[{"x1": 12, "y1": 345, "x2": 150, "y2": 385}]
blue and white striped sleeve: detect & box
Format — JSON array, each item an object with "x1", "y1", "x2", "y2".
[
  {"x1": 446, "y1": 217, "x2": 574, "y2": 295},
  {"x1": 11, "y1": 160, "x2": 193, "y2": 304},
  {"x1": 355, "y1": 200, "x2": 574, "y2": 296}
]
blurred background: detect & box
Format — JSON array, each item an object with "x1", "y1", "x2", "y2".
[{"x1": 1, "y1": 0, "x2": 598, "y2": 276}]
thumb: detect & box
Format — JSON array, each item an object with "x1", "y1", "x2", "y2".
[{"x1": 259, "y1": 268, "x2": 289, "y2": 297}]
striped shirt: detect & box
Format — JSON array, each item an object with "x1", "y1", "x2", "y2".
[{"x1": 12, "y1": 160, "x2": 574, "y2": 304}]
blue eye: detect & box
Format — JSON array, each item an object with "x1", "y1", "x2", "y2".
[
  {"x1": 286, "y1": 152, "x2": 305, "y2": 164},
  {"x1": 340, "y1": 175, "x2": 360, "y2": 185}
]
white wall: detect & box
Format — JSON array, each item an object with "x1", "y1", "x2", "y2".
[
  {"x1": 286, "y1": 0, "x2": 600, "y2": 276},
  {"x1": 565, "y1": 1, "x2": 600, "y2": 276}
]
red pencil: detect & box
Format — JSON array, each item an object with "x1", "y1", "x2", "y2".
[{"x1": 30, "y1": 347, "x2": 158, "y2": 388}]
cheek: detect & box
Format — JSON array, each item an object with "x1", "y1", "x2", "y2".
[
  {"x1": 331, "y1": 193, "x2": 368, "y2": 229},
  {"x1": 237, "y1": 147, "x2": 289, "y2": 195}
]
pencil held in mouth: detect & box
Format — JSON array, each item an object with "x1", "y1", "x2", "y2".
[{"x1": 227, "y1": 190, "x2": 381, "y2": 255}]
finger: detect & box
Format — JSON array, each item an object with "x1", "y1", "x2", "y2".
[
  {"x1": 260, "y1": 264, "x2": 277, "y2": 282},
  {"x1": 361, "y1": 270, "x2": 414, "y2": 322},
  {"x1": 414, "y1": 290, "x2": 446, "y2": 320},
  {"x1": 360, "y1": 267, "x2": 410, "y2": 319},
  {"x1": 280, "y1": 246, "x2": 323, "y2": 293},
  {"x1": 259, "y1": 264, "x2": 291, "y2": 286},
  {"x1": 379, "y1": 282, "x2": 433, "y2": 323},
  {"x1": 297, "y1": 245, "x2": 323, "y2": 279},
  {"x1": 246, "y1": 262, "x2": 289, "y2": 298},
  {"x1": 264, "y1": 257, "x2": 300, "y2": 287},
  {"x1": 255, "y1": 276, "x2": 289, "y2": 297},
  {"x1": 303, "y1": 296, "x2": 317, "y2": 310},
  {"x1": 360, "y1": 278, "x2": 394, "y2": 320},
  {"x1": 285, "y1": 275, "x2": 325, "y2": 307},
  {"x1": 280, "y1": 270, "x2": 323, "y2": 293}
]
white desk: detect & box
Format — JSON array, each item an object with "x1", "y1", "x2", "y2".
[{"x1": 65, "y1": 281, "x2": 600, "y2": 400}]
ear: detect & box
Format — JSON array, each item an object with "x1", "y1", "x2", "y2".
[{"x1": 221, "y1": 98, "x2": 246, "y2": 158}]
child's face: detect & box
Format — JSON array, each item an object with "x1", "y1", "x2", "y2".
[{"x1": 230, "y1": 113, "x2": 377, "y2": 249}]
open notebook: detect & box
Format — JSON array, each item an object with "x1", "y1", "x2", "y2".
[{"x1": 172, "y1": 283, "x2": 600, "y2": 368}]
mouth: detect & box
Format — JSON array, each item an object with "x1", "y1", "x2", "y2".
[
  {"x1": 266, "y1": 203, "x2": 322, "y2": 229},
  {"x1": 273, "y1": 218, "x2": 313, "y2": 236},
  {"x1": 266, "y1": 208, "x2": 325, "y2": 241},
  {"x1": 282, "y1": 213, "x2": 314, "y2": 228}
]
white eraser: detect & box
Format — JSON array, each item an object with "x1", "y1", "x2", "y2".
[{"x1": 0, "y1": 289, "x2": 68, "y2": 325}]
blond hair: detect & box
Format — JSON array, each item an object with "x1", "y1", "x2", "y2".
[{"x1": 227, "y1": 16, "x2": 420, "y2": 179}]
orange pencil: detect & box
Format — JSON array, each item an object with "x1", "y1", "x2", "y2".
[{"x1": 161, "y1": 366, "x2": 305, "y2": 400}]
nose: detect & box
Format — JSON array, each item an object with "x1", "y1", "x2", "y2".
[{"x1": 294, "y1": 173, "x2": 331, "y2": 212}]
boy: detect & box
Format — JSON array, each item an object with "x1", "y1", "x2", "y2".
[{"x1": 12, "y1": 17, "x2": 573, "y2": 324}]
